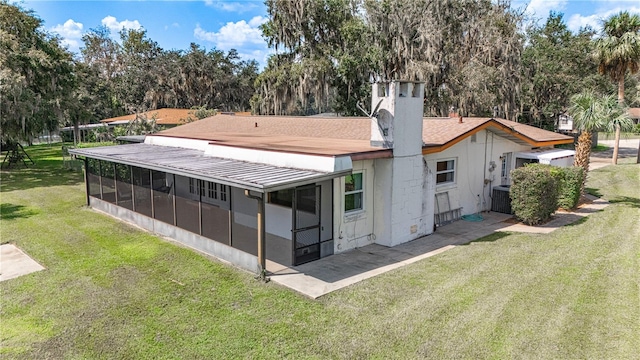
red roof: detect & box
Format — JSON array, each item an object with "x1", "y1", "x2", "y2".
[{"x1": 100, "y1": 109, "x2": 193, "y2": 125}]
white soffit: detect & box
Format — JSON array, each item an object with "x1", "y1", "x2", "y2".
[{"x1": 205, "y1": 144, "x2": 353, "y2": 173}]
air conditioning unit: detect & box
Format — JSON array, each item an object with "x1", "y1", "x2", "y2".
[{"x1": 491, "y1": 186, "x2": 513, "y2": 214}]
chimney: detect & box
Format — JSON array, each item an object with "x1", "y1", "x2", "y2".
[
  {"x1": 448, "y1": 106, "x2": 458, "y2": 118},
  {"x1": 370, "y1": 80, "x2": 425, "y2": 157},
  {"x1": 458, "y1": 115, "x2": 463, "y2": 124}
]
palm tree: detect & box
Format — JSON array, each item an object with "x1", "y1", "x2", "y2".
[
  {"x1": 594, "y1": 11, "x2": 640, "y2": 164},
  {"x1": 568, "y1": 91, "x2": 631, "y2": 194}
]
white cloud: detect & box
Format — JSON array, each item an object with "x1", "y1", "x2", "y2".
[
  {"x1": 50, "y1": 19, "x2": 84, "y2": 53},
  {"x1": 567, "y1": 6, "x2": 640, "y2": 32},
  {"x1": 204, "y1": 0, "x2": 258, "y2": 13},
  {"x1": 237, "y1": 48, "x2": 275, "y2": 68},
  {"x1": 525, "y1": 0, "x2": 568, "y2": 19},
  {"x1": 567, "y1": 13, "x2": 602, "y2": 31},
  {"x1": 165, "y1": 22, "x2": 180, "y2": 31},
  {"x1": 101, "y1": 15, "x2": 142, "y2": 34},
  {"x1": 52, "y1": 19, "x2": 83, "y2": 39},
  {"x1": 194, "y1": 16, "x2": 267, "y2": 50}
]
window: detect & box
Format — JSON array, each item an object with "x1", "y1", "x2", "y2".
[
  {"x1": 188, "y1": 178, "x2": 205, "y2": 196},
  {"x1": 344, "y1": 172, "x2": 364, "y2": 213},
  {"x1": 436, "y1": 159, "x2": 455, "y2": 185},
  {"x1": 269, "y1": 189, "x2": 293, "y2": 208},
  {"x1": 220, "y1": 184, "x2": 227, "y2": 202},
  {"x1": 189, "y1": 178, "x2": 196, "y2": 194},
  {"x1": 208, "y1": 182, "x2": 217, "y2": 199},
  {"x1": 501, "y1": 157, "x2": 507, "y2": 178}
]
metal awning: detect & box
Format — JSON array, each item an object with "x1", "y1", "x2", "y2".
[{"x1": 69, "y1": 144, "x2": 351, "y2": 193}]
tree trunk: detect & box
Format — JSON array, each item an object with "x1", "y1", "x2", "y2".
[
  {"x1": 617, "y1": 77, "x2": 625, "y2": 105},
  {"x1": 612, "y1": 124, "x2": 620, "y2": 164},
  {"x1": 613, "y1": 77, "x2": 625, "y2": 165},
  {"x1": 574, "y1": 130, "x2": 592, "y2": 195}
]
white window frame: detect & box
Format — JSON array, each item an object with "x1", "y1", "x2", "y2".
[
  {"x1": 436, "y1": 159, "x2": 456, "y2": 186},
  {"x1": 204, "y1": 181, "x2": 228, "y2": 204},
  {"x1": 189, "y1": 178, "x2": 197, "y2": 195},
  {"x1": 344, "y1": 171, "x2": 364, "y2": 214}
]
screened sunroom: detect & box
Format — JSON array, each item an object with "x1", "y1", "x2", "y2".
[{"x1": 71, "y1": 144, "x2": 345, "y2": 271}]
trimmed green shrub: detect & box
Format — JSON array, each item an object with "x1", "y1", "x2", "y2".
[
  {"x1": 510, "y1": 164, "x2": 558, "y2": 225},
  {"x1": 556, "y1": 166, "x2": 584, "y2": 209}
]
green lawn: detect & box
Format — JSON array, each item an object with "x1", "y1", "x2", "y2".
[
  {"x1": 598, "y1": 132, "x2": 640, "y2": 140},
  {"x1": 2, "y1": 144, "x2": 639, "y2": 359}
]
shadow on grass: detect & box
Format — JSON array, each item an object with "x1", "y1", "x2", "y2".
[
  {"x1": 585, "y1": 188, "x2": 603, "y2": 197},
  {"x1": 0, "y1": 203, "x2": 39, "y2": 220},
  {"x1": 1, "y1": 145, "x2": 84, "y2": 192},
  {"x1": 608, "y1": 196, "x2": 640, "y2": 209},
  {"x1": 563, "y1": 216, "x2": 589, "y2": 227},
  {"x1": 461, "y1": 231, "x2": 512, "y2": 245}
]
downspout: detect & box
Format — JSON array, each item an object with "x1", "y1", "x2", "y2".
[{"x1": 244, "y1": 190, "x2": 268, "y2": 281}]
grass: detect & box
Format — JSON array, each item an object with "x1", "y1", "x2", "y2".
[
  {"x1": 555, "y1": 144, "x2": 610, "y2": 152},
  {"x1": 1, "y1": 144, "x2": 639, "y2": 359},
  {"x1": 598, "y1": 132, "x2": 640, "y2": 140},
  {"x1": 590, "y1": 144, "x2": 610, "y2": 152}
]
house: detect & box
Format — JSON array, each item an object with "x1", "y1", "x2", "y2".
[
  {"x1": 69, "y1": 81, "x2": 573, "y2": 275},
  {"x1": 60, "y1": 108, "x2": 194, "y2": 142},
  {"x1": 99, "y1": 108, "x2": 193, "y2": 127},
  {"x1": 630, "y1": 108, "x2": 640, "y2": 124},
  {"x1": 557, "y1": 114, "x2": 573, "y2": 132},
  {"x1": 558, "y1": 107, "x2": 640, "y2": 131}
]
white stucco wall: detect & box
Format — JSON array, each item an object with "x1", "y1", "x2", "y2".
[
  {"x1": 318, "y1": 179, "x2": 333, "y2": 242},
  {"x1": 333, "y1": 156, "x2": 435, "y2": 252},
  {"x1": 425, "y1": 129, "x2": 532, "y2": 215},
  {"x1": 372, "y1": 156, "x2": 435, "y2": 247},
  {"x1": 548, "y1": 156, "x2": 574, "y2": 167},
  {"x1": 333, "y1": 160, "x2": 376, "y2": 253},
  {"x1": 231, "y1": 182, "x2": 333, "y2": 243},
  {"x1": 265, "y1": 203, "x2": 292, "y2": 240}
]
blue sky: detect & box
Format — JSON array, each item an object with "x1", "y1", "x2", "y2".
[{"x1": 19, "y1": 0, "x2": 640, "y2": 68}]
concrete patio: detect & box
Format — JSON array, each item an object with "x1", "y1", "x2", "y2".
[
  {"x1": 268, "y1": 195, "x2": 609, "y2": 298},
  {"x1": 0, "y1": 243, "x2": 45, "y2": 282}
]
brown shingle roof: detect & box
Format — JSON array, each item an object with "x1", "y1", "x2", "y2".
[
  {"x1": 421, "y1": 117, "x2": 573, "y2": 153},
  {"x1": 100, "y1": 108, "x2": 193, "y2": 125},
  {"x1": 153, "y1": 114, "x2": 573, "y2": 157}
]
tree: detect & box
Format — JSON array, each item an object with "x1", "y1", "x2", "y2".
[
  {"x1": 568, "y1": 92, "x2": 631, "y2": 194},
  {"x1": 594, "y1": 11, "x2": 640, "y2": 164},
  {"x1": 181, "y1": 106, "x2": 217, "y2": 123},
  {"x1": 257, "y1": 0, "x2": 367, "y2": 115},
  {"x1": 116, "y1": 28, "x2": 161, "y2": 114},
  {"x1": 257, "y1": 0, "x2": 523, "y2": 118},
  {"x1": 124, "y1": 113, "x2": 158, "y2": 135},
  {"x1": 64, "y1": 62, "x2": 111, "y2": 144},
  {"x1": 0, "y1": 1, "x2": 76, "y2": 142},
  {"x1": 80, "y1": 26, "x2": 126, "y2": 119},
  {"x1": 520, "y1": 12, "x2": 611, "y2": 130}
]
